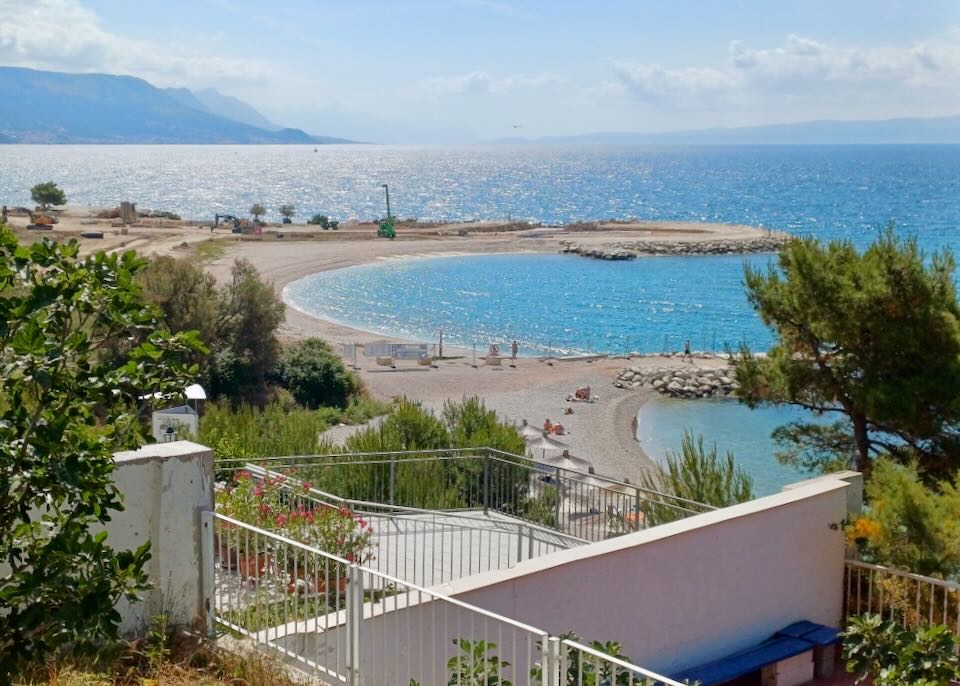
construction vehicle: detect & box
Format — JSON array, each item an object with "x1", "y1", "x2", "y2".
[
  {"x1": 376, "y1": 183, "x2": 396, "y2": 239},
  {"x1": 2, "y1": 206, "x2": 57, "y2": 229},
  {"x1": 214, "y1": 213, "x2": 243, "y2": 233}
]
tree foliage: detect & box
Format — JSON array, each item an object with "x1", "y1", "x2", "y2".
[
  {"x1": 207, "y1": 259, "x2": 285, "y2": 404},
  {"x1": 735, "y1": 229, "x2": 960, "y2": 479},
  {"x1": 849, "y1": 458, "x2": 960, "y2": 578},
  {"x1": 0, "y1": 229, "x2": 204, "y2": 677},
  {"x1": 843, "y1": 614, "x2": 960, "y2": 686},
  {"x1": 278, "y1": 204, "x2": 295, "y2": 219},
  {"x1": 30, "y1": 181, "x2": 67, "y2": 210},
  {"x1": 275, "y1": 338, "x2": 360, "y2": 409},
  {"x1": 135, "y1": 256, "x2": 285, "y2": 405},
  {"x1": 249, "y1": 203, "x2": 266, "y2": 223},
  {"x1": 639, "y1": 430, "x2": 753, "y2": 525}
]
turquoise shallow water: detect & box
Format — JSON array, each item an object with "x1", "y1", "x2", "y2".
[
  {"x1": 635, "y1": 398, "x2": 817, "y2": 496},
  {"x1": 285, "y1": 253, "x2": 774, "y2": 356}
]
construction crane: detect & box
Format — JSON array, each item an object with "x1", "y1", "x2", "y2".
[{"x1": 377, "y1": 184, "x2": 396, "y2": 239}]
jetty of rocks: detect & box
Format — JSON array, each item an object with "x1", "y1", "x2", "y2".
[
  {"x1": 614, "y1": 364, "x2": 739, "y2": 399},
  {"x1": 560, "y1": 235, "x2": 789, "y2": 260}
]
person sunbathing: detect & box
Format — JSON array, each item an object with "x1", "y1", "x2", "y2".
[{"x1": 543, "y1": 418, "x2": 554, "y2": 433}]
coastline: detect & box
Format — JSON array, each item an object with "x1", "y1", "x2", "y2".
[
  {"x1": 7, "y1": 209, "x2": 759, "y2": 483},
  {"x1": 201, "y1": 228, "x2": 745, "y2": 483}
]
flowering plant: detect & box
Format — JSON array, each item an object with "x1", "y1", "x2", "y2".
[{"x1": 217, "y1": 469, "x2": 374, "y2": 579}]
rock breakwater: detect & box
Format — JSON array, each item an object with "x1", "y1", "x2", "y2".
[
  {"x1": 614, "y1": 365, "x2": 738, "y2": 399},
  {"x1": 560, "y1": 235, "x2": 789, "y2": 260}
]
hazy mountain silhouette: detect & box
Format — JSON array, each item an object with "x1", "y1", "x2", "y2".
[
  {"x1": 499, "y1": 116, "x2": 960, "y2": 145},
  {"x1": 0, "y1": 67, "x2": 353, "y2": 144}
]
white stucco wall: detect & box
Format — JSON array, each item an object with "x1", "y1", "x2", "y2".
[
  {"x1": 434, "y1": 477, "x2": 850, "y2": 676},
  {"x1": 106, "y1": 441, "x2": 214, "y2": 634}
]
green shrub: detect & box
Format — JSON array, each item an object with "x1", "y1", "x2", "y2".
[
  {"x1": 843, "y1": 614, "x2": 960, "y2": 686},
  {"x1": 850, "y1": 458, "x2": 960, "y2": 578},
  {"x1": 640, "y1": 430, "x2": 753, "y2": 525},
  {"x1": 275, "y1": 338, "x2": 361, "y2": 409},
  {"x1": 200, "y1": 401, "x2": 333, "y2": 459}
]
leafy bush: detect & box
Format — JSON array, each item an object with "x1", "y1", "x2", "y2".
[
  {"x1": 848, "y1": 458, "x2": 960, "y2": 578},
  {"x1": 843, "y1": 614, "x2": 960, "y2": 686},
  {"x1": 199, "y1": 401, "x2": 333, "y2": 459},
  {"x1": 0, "y1": 230, "x2": 203, "y2": 678},
  {"x1": 275, "y1": 338, "x2": 361, "y2": 409},
  {"x1": 639, "y1": 430, "x2": 753, "y2": 525}
]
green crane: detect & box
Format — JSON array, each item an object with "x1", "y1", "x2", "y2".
[{"x1": 377, "y1": 183, "x2": 396, "y2": 239}]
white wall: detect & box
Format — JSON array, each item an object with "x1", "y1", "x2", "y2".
[
  {"x1": 266, "y1": 476, "x2": 850, "y2": 684},
  {"x1": 435, "y1": 477, "x2": 850, "y2": 676},
  {"x1": 107, "y1": 441, "x2": 214, "y2": 634}
]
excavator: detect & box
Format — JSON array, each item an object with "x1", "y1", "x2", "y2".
[
  {"x1": 214, "y1": 213, "x2": 243, "y2": 233},
  {"x1": 1, "y1": 206, "x2": 57, "y2": 229}
]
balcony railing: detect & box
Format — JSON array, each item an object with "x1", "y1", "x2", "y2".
[
  {"x1": 844, "y1": 559, "x2": 960, "y2": 634},
  {"x1": 207, "y1": 512, "x2": 685, "y2": 686},
  {"x1": 217, "y1": 447, "x2": 714, "y2": 543}
]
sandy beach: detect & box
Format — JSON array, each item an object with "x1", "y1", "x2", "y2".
[
  {"x1": 198, "y1": 225, "x2": 746, "y2": 483},
  {"x1": 7, "y1": 210, "x2": 754, "y2": 483}
]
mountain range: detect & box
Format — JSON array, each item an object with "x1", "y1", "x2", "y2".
[
  {"x1": 0, "y1": 67, "x2": 353, "y2": 144},
  {"x1": 501, "y1": 116, "x2": 960, "y2": 146}
]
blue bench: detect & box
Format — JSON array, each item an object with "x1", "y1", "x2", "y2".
[{"x1": 669, "y1": 622, "x2": 840, "y2": 686}]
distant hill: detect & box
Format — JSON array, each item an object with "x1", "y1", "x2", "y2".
[
  {"x1": 0, "y1": 67, "x2": 353, "y2": 144},
  {"x1": 501, "y1": 115, "x2": 960, "y2": 146},
  {"x1": 165, "y1": 86, "x2": 281, "y2": 131}
]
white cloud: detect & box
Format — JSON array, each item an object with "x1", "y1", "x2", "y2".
[
  {"x1": 609, "y1": 32, "x2": 960, "y2": 106},
  {"x1": 610, "y1": 61, "x2": 738, "y2": 102},
  {"x1": 420, "y1": 70, "x2": 564, "y2": 96},
  {"x1": 0, "y1": 0, "x2": 271, "y2": 85}
]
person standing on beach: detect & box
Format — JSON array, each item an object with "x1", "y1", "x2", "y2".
[
  {"x1": 511, "y1": 340, "x2": 519, "y2": 361},
  {"x1": 684, "y1": 340, "x2": 692, "y2": 363}
]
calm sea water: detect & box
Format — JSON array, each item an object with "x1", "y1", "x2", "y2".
[
  {"x1": 1, "y1": 145, "x2": 959, "y2": 244},
  {"x1": 5, "y1": 143, "x2": 958, "y2": 488},
  {"x1": 636, "y1": 398, "x2": 818, "y2": 495},
  {"x1": 285, "y1": 253, "x2": 773, "y2": 356}
]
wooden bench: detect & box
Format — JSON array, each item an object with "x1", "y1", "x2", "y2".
[{"x1": 669, "y1": 621, "x2": 840, "y2": 686}]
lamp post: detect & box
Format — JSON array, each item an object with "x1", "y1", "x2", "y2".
[{"x1": 381, "y1": 183, "x2": 392, "y2": 220}]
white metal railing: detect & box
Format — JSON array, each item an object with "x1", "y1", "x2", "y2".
[
  {"x1": 844, "y1": 560, "x2": 960, "y2": 634},
  {"x1": 206, "y1": 512, "x2": 680, "y2": 686},
  {"x1": 239, "y1": 463, "x2": 586, "y2": 588},
  {"x1": 559, "y1": 639, "x2": 688, "y2": 686},
  {"x1": 217, "y1": 448, "x2": 714, "y2": 543}
]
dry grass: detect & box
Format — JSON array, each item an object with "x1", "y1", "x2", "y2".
[{"x1": 15, "y1": 633, "x2": 308, "y2": 686}]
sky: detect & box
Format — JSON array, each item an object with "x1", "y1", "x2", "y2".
[{"x1": 2, "y1": 0, "x2": 960, "y2": 142}]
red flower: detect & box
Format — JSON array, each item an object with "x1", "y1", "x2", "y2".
[
  {"x1": 275, "y1": 514, "x2": 288, "y2": 527},
  {"x1": 258, "y1": 503, "x2": 272, "y2": 515},
  {"x1": 237, "y1": 471, "x2": 251, "y2": 480},
  {"x1": 357, "y1": 518, "x2": 368, "y2": 528},
  {"x1": 345, "y1": 553, "x2": 356, "y2": 562},
  {"x1": 302, "y1": 481, "x2": 312, "y2": 490}
]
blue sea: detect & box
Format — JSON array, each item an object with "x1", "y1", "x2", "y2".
[{"x1": 4, "y1": 143, "x2": 959, "y2": 490}]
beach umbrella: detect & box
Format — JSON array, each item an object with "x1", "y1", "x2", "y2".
[
  {"x1": 519, "y1": 420, "x2": 544, "y2": 441},
  {"x1": 539, "y1": 449, "x2": 592, "y2": 473},
  {"x1": 526, "y1": 432, "x2": 567, "y2": 461}
]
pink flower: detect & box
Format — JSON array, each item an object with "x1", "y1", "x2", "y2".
[
  {"x1": 258, "y1": 503, "x2": 272, "y2": 515},
  {"x1": 357, "y1": 518, "x2": 368, "y2": 528},
  {"x1": 345, "y1": 553, "x2": 356, "y2": 562},
  {"x1": 302, "y1": 481, "x2": 312, "y2": 490},
  {"x1": 275, "y1": 514, "x2": 288, "y2": 527}
]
